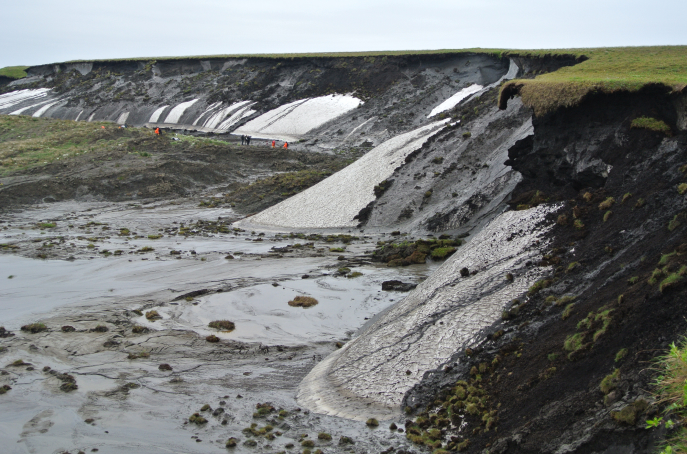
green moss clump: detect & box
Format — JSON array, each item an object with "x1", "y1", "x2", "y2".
[
  {"x1": 600, "y1": 368, "x2": 620, "y2": 394},
  {"x1": 301, "y1": 439, "x2": 315, "y2": 448},
  {"x1": 648, "y1": 268, "x2": 664, "y2": 286},
  {"x1": 598, "y1": 197, "x2": 615, "y2": 210},
  {"x1": 317, "y1": 432, "x2": 332, "y2": 440},
  {"x1": 659, "y1": 251, "x2": 677, "y2": 266},
  {"x1": 678, "y1": 183, "x2": 687, "y2": 195},
  {"x1": 288, "y1": 296, "x2": 319, "y2": 308},
  {"x1": 603, "y1": 211, "x2": 612, "y2": 222},
  {"x1": 615, "y1": 348, "x2": 628, "y2": 362},
  {"x1": 208, "y1": 320, "x2": 235, "y2": 332},
  {"x1": 659, "y1": 269, "x2": 686, "y2": 292},
  {"x1": 338, "y1": 436, "x2": 354, "y2": 445},
  {"x1": 669, "y1": 215, "x2": 681, "y2": 231},
  {"x1": 574, "y1": 219, "x2": 585, "y2": 230},
  {"x1": 631, "y1": 117, "x2": 671, "y2": 135},
  {"x1": 561, "y1": 303, "x2": 575, "y2": 320},
  {"x1": 145, "y1": 310, "x2": 161, "y2": 320},
  {"x1": 567, "y1": 262, "x2": 580, "y2": 272},
  {"x1": 20, "y1": 323, "x2": 47, "y2": 333},
  {"x1": 527, "y1": 279, "x2": 552, "y2": 296},
  {"x1": 60, "y1": 382, "x2": 78, "y2": 392},
  {"x1": 430, "y1": 247, "x2": 456, "y2": 260},
  {"x1": 189, "y1": 413, "x2": 207, "y2": 424},
  {"x1": 611, "y1": 403, "x2": 640, "y2": 425},
  {"x1": 628, "y1": 276, "x2": 639, "y2": 285},
  {"x1": 366, "y1": 418, "x2": 379, "y2": 427},
  {"x1": 564, "y1": 333, "x2": 585, "y2": 353}
]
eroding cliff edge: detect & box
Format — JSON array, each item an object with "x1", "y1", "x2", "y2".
[{"x1": 396, "y1": 89, "x2": 687, "y2": 453}]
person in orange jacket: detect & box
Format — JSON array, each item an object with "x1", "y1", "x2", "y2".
[
  {"x1": 272, "y1": 140, "x2": 276, "y2": 148},
  {"x1": 155, "y1": 127, "x2": 160, "y2": 135},
  {"x1": 283, "y1": 142, "x2": 288, "y2": 149}
]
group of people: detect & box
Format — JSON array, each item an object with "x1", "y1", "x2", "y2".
[{"x1": 240, "y1": 135, "x2": 289, "y2": 149}]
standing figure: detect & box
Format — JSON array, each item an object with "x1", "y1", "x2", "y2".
[
  {"x1": 240, "y1": 135, "x2": 245, "y2": 145},
  {"x1": 283, "y1": 142, "x2": 288, "y2": 149},
  {"x1": 154, "y1": 127, "x2": 160, "y2": 135},
  {"x1": 272, "y1": 140, "x2": 276, "y2": 148},
  {"x1": 246, "y1": 136, "x2": 251, "y2": 146}
]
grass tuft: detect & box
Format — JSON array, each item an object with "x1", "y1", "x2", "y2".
[
  {"x1": 208, "y1": 320, "x2": 235, "y2": 332},
  {"x1": 631, "y1": 117, "x2": 671, "y2": 135},
  {"x1": 20, "y1": 323, "x2": 47, "y2": 333},
  {"x1": 288, "y1": 296, "x2": 319, "y2": 308}
]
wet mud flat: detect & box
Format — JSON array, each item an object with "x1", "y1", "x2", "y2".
[{"x1": 0, "y1": 200, "x2": 435, "y2": 453}]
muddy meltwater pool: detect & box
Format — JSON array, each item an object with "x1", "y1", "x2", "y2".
[{"x1": 0, "y1": 200, "x2": 435, "y2": 453}]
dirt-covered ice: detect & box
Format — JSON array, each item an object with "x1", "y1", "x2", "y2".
[
  {"x1": 297, "y1": 205, "x2": 558, "y2": 421},
  {"x1": 241, "y1": 120, "x2": 448, "y2": 229}
]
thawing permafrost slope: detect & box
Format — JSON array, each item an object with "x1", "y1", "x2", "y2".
[
  {"x1": 297, "y1": 205, "x2": 558, "y2": 421},
  {"x1": 234, "y1": 94, "x2": 362, "y2": 141},
  {"x1": 428, "y1": 84, "x2": 483, "y2": 118},
  {"x1": 242, "y1": 120, "x2": 448, "y2": 229},
  {"x1": 0, "y1": 88, "x2": 51, "y2": 110}
]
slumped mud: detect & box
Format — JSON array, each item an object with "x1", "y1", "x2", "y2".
[{"x1": 0, "y1": 200, "x2": 436, "y2": 453}]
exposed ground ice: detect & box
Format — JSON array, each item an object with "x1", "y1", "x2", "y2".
[
  {"x1": 240, "y1": 120, "x2": 449, "y2": 229},
  {"x1": 297, "y1": 205, "x2": 558, "y2": 421},
  {"x1": 234, "y1": 94, "x2": 363, "y2": 142}
]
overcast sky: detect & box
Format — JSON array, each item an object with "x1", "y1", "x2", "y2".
[{"x1": 2, "y1": 0, "x2": 686, "y2": 68}]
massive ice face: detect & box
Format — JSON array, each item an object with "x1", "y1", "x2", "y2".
[
  {"x1": 239, "y1": 120, "x2": 448, "y2": 229},
  {"x1": 233, "y1": 94, "x2": 362, "y2": 142}
]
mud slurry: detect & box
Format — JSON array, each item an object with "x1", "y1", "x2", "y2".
[{"x1": 0, "y1": 200, "x2": 445, "y2": 453}]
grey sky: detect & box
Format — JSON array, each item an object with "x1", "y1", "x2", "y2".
[{"x1": 2, "y1": 0, "x2": 686, "y2": 68}]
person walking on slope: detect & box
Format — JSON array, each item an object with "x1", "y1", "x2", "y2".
[
  {"x1": 272, "y1": 140, "x2": 275, "y2": 148},
  {"x1": 283, "y1": 142, "x2": 288, "y2": 149},
  {"x1": 154, "y1": 127, "x2": 160, "y2": 135}
]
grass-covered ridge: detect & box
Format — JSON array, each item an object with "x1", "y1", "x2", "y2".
[
  {"x1": 0, "y1": 115, "x2": 155, "y2": 176},
  {"x1": 0, "y1": 66, "x2": 29, "y2": 80},
  {"x1": 499, "y1": 46, "x2": 687, "y2": 115}
]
